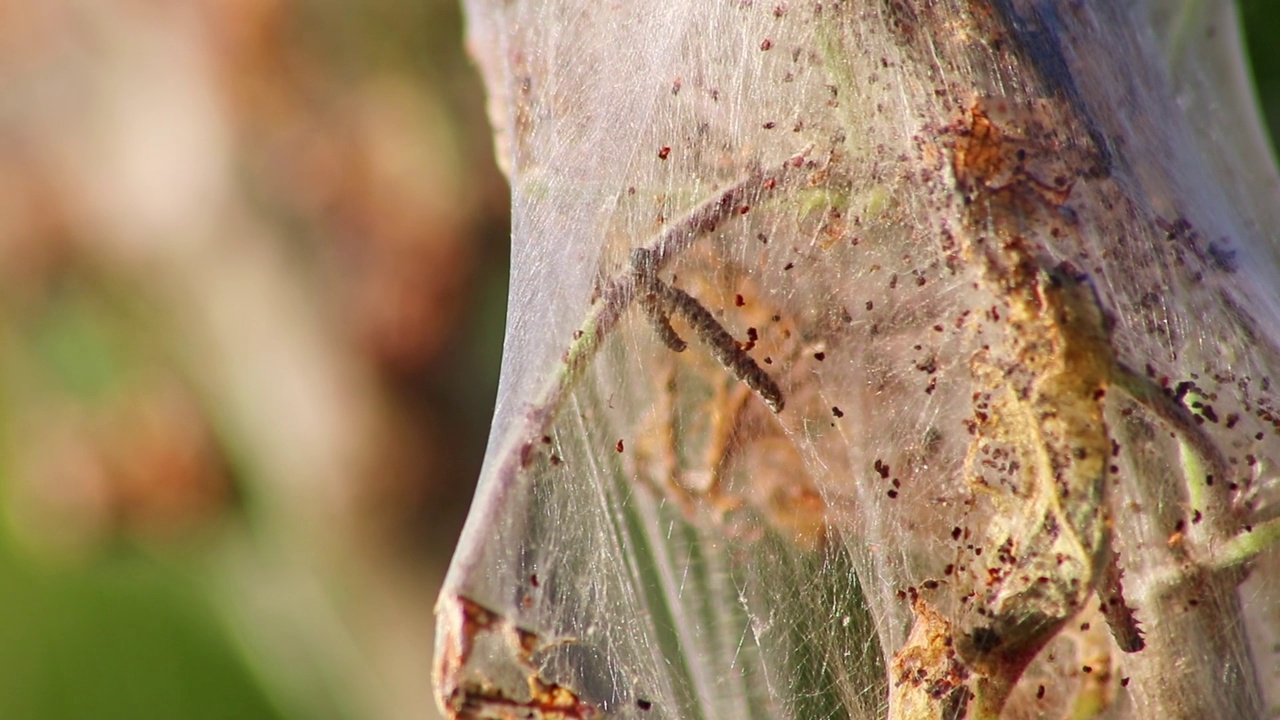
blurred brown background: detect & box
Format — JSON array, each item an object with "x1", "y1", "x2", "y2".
[
  {"x1": 0, "y1": 2, "x2": 1276, "y2": 719},
  {"x1": 0, "y1": 1, "x2": 504, "y2": 718}
]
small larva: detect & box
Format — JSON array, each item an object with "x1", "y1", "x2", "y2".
[{"x1": 631, "y1": 248, "x2": 784, "y2": 413}]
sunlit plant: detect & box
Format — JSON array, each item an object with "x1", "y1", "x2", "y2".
[{"x1": 436, "y1": 2, "x2": 1280, "y2": 718}]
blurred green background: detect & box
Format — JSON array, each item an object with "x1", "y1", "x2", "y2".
[{"x1": 0, "y1": 2, "x2": 1276, "y2": 719}]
